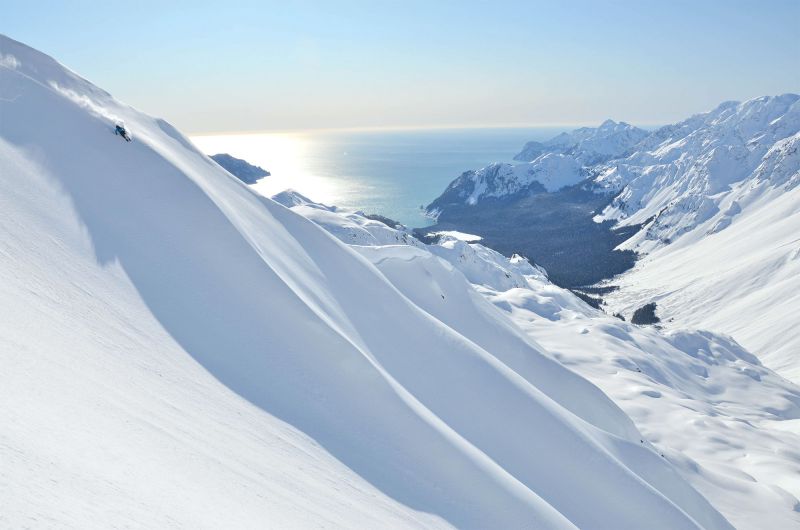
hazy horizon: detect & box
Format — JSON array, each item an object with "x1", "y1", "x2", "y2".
[
  {"x1": 189, "y1": 120, "x2": 664, "y2": 136},
  {"x1": 4, "y1": 0, "x2": 799, "y2": 134}
]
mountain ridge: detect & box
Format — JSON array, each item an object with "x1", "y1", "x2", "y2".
[{"x1": 423, "y1": 92, "x2": 800, "y2": 382}]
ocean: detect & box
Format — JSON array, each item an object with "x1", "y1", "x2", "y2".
[{"x1": 190, "y1": 127, "x2": 569, "y2": 228}]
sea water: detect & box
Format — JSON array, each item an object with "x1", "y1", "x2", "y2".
[{"x1": 190, "y1": 127, "x2": 568, "y2": 228}]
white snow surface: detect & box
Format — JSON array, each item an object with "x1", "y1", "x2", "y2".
[
  {"x1": 430, "y1": 230, "x2": 483, "y2": 242},
  {"x1": 593, "y1": 96, "x2": 800, "y2": 382},
  {"x1": 281, "y1": 194, "x2": 800, "y2": 530},
  {"x1": 0, "y1": 35, "x2": 733, "y2": 529}
]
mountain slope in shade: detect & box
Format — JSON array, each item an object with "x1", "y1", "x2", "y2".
[{"x1": 0, "y1": 35, "x2": 731, "y2": 530}]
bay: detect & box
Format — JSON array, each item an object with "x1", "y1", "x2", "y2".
[{"x1": 191, "y1": 126, "x2": 568, "y2": 228}]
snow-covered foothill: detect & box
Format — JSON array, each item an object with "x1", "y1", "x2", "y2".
[
  {"x1": 290, "y1": 199, "x2": 800, "y2": 529},
  {"x1": 272, "y1": 189, "x2": 422, "y2": 247},
  {"x1": 425, "y1": 155, "x2": 582, "y2": 210},
  {"x1": 428, "y1": 230, "x2": 483, "y2": 242}
]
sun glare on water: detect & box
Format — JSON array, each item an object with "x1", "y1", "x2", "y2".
[{"x1": 189, "y1": 132, "x2": 344, "y2": 205}]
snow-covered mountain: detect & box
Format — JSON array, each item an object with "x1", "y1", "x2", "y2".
[
  {"x1": 514, "y1": 119, "x2": 650, "y2": 163},
  {"x1": 426, "y1": 120, "x2": 647, "y2": 214},
  {"x1": 426, "y1": 94, "x2": 800, "y2": 383},
  {"x1": 0, "y1": 35, "x2": 735, "y2": 529},
  {"x1": 594, "y1": 94, "x2": 800, "y2": 251},
  {"x1": 426, "y1": 157, "x2": 581, "y2": 213},
  {"x1": 280, "y1": 193, "x2": 800, "y2": 530},
  {"x1": 592, "y1": 95, "x2": 800, "y2": 382}
]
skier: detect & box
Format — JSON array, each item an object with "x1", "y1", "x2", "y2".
[{"x1": 115, "y1": 124, "x2": 131, "y2": 142}]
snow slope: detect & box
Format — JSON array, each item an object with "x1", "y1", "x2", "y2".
[
  {"x1": 282, "y1": 198, "x2": 800, "y2": 529},
  {"x1": 0, "y1": 35, "x2": 731, "y2": 529},
  {"x1": 490, "y1": 281, "x2": 800, "y2": 530},
  {"x1": 594, "y1": 96, "x2": 800, "y2": 381},
  {"x1": 603, "y1": 177, "x2": 800, "y2": 381}
]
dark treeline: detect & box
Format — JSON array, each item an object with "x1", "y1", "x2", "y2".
[{"x1": 417, "y1": 183, "x2": 639, "y2": 288}]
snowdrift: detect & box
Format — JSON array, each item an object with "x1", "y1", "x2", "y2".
[{"x1": 0, "y1": 35, "x2": 730, "y2": 529}]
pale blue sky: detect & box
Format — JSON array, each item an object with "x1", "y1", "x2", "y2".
[{"x1": 4, "y1": 0, "x2": 799, "y2": 132}]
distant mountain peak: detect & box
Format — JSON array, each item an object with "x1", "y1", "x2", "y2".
[{"x1": 512, "y1": 120, "x2": 649, "y2": 164}]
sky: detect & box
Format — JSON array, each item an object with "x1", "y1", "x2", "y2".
[{"x1": 3, "y1": 0, "x2": 799, "y2": 133}]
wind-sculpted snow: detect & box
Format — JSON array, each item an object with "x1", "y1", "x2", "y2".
[
  {"x1": 0, "y1": 35, "x2": 733, "y2": 529},
  {"x1": 289, "y1": 196, "x2": 800, "y2": 529}
]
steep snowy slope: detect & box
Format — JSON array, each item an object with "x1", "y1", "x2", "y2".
[
  {"x1": 0, "y1": 35, "x2": 731, "y2": 529},
  {"x1": 281, "y1": 200, "x2": 800, "y2": 529}
]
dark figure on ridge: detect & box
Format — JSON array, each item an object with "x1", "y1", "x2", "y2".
[{"x1": 115, "y1": 124, "x2": 131, "y2": 142}]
